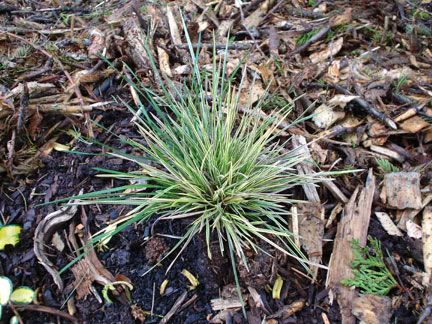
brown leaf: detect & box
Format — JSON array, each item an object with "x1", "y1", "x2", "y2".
[
  {"x1": 131, "y1": 304, "x2": 146, "y2": 322},
  {"x1": 28, "y1": 110, "x2": 43, "y2": 140},
  {"x1": 243, "y1": 0, "x2": 273, "y2": 30},
  {"x1": 329, "y1": 8, "x2": 352, "y2": 27},
  {"x1": 88, "y1": 28, "x2": 106, "y2": 59},
  {"x1": 157, "y1": 47, "x2": 172, "y2": 77},
  {"x1": 309, "y1": 37, "x2": 344, "y2": 64},
  {"x1": 71, "y1": 260, "x2": 94, "y2": 299}
]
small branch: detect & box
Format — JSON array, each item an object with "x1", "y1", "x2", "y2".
[
  {"x1": 174, "y1": 42, "x2": 254, "y2": 51},
  {"x1": 333, "y1": 84, "x2": 397, "y2": 129},
  {"x1": 160, "y1": 291, "x2": 188, "y2": 324},
  {"x1": 309, "y1": 82, "x2": 397, "y2": 130},
  {"x1": 14, "y1": 304, "x2": 79, "y2": 323}
]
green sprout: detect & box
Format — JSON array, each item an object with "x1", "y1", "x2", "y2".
[
  {"x1": 102, "y1": 281, "x2": 133, "y2": 304},
  {"x1": 342, "y1": 237, "x2": 397, "y2": 296},
  {"x1": 296, "y1": 29, "x2": 320, "y2": 46},
  {"x1": 393, "y1": 75, "x2": 408, "y2": 93},
  {"x1": 376, "y1": 158, "x2": 400, "y2": 174}
]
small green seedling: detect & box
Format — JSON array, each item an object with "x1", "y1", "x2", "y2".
[
  {"x1": 342, "y1": 236, "x2": 397, "y2": 296},
  {"x1": 181, "y1": 269, "x2": 199, "y2": 290},
  {"x1": 0, "y1": 276, "x2": 36, "y2": 321},
  {"x1": 102, "y1": 281, "x2": 133, "y2": 304},
  {"x1": 376, "y1": 158, "x2": 400, "y2": 174}
]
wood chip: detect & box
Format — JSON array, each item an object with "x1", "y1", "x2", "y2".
[
  {"x1": 292, "y1": 135, "x2": 320, "y2": 203},
  {"x1": 399, "y1": 116, "x2": 430, "y2": 133},
  {"x1": 422, "y1": 207, "x2": 432, "y2": 285},
  {"x1": 298, "y1": 203, "x2": 324, "y2": 280},
  {"x1": 326, "y1": 169, "x2": 375, "y2": 324},
  {"x1": 166, "y1": 6, "x2": 182, "y2": 46},
  {"x1": 268, "y1": 299, "x2": 305, "y2": 319},
  {"x1": 375, "y1": 212, "x2": 403, "y2": 236},
  {"x1": 382, "y1": 172, "x2": 422, "y2": 209},
  {"x1": 123, "y1": 17, "x2": 149, "y2": 69}
]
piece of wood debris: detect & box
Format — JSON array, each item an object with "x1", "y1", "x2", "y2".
[
  {"x1": 166, "y1": 6, "x2": 182, "y2": 46},
  {"x1": 369, "y1": 145, "x2": 405, "y2": 163},
  {"x1": 381, "y1": 172, "x2": 422, "y2": 210},
  {"x1": 292, "y1": 135, "x2": 320, "y2": 203},
  {"x1": 397, "y1": 194, "x2": 432, "y2": 230},
  {"x1": 423, "y1": 207, "x2": 432, "y2": 285},
  {"x1": 326, "y1": 169, "x2": 375, "y2": 324},
  {"x1": 326, "y1": 203, "x2": 343, "y2": 228},
  {"x1": 211, "y1": 297, "x2": 243, "y2": 311},
  {"x1": 406, "y1": 219, "x2": 423, "y2": 239},
  {"x1": 157, "y1": 46, "x2": 172, "y2": 77},
  {"x1": 322, "y1": 180, "x2": 349, "y2": 204},
  {"x1": 399, "y1": 116, "x2": 430, "y2": 133},
  {"x1": 160, "y1": 291, "x2": 188, "y2": 324},
  {"x1": 291, "y1": 206, "x2": 300, "y2": 248},
  {"x1": 352, "y1": 294, "x2": 392, "y2": 324},
  {"x1": 298, "y1": 203, "x2": 324, "y2": 280},
  {"x1": 123, "y1": 17, "x2": 150, "y2": 69},
  {"x1": 34, "y1": 201, "x2": 80, "y2": 291},
  {"x1": 375, "y1": 212, "x2": 403, "y2": 236},
  {"x1": 268, "y1": 299, "x2": 305, "y2": 319}
]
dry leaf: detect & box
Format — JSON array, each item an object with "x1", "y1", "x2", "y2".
[
  {"x1": 325, "y1": 60, "x2": 340, "y2": 83},
  {"x1": 172, "y1": 65, "x2": 191, "y2": 75},
  {"x1": 375, "y1": 212, "x2": 403, "y2": 236},
  {"x1": 157, "y1": 47, "x2": 172, "y2": 77},
  {"x1": 243, "y1": 0, "x2": 273, "y2": 29},
  {"x1": 239, "y1": 82, "x2": 265, "y2": 106},
  {"x1": 310, "y1": 37, "x2": 344, "y2": 64},
  {"x1": 329, "y1": 94, "x2": 359, "y2": 107},
  {"x1": 329, "y1": 8, "x2": 352, "y2": 27},
  {"x1": 88, "y1": 28, "x2": 106, "y2": 59},
  {"x1": 312, "y1": 104, "x2": 346, "y2": 128},
  {"x1": 166, "y1": 6, "x2": 182, "y2": 46}
]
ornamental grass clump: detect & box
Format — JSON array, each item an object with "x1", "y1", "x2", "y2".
[{"x1": 61, "y1": 36, "x2": 329, "y2": 281}]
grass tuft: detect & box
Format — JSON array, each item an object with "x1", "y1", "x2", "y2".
[{"x1": 58, "y1": 28, "x2": 337, "y2": 291}]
